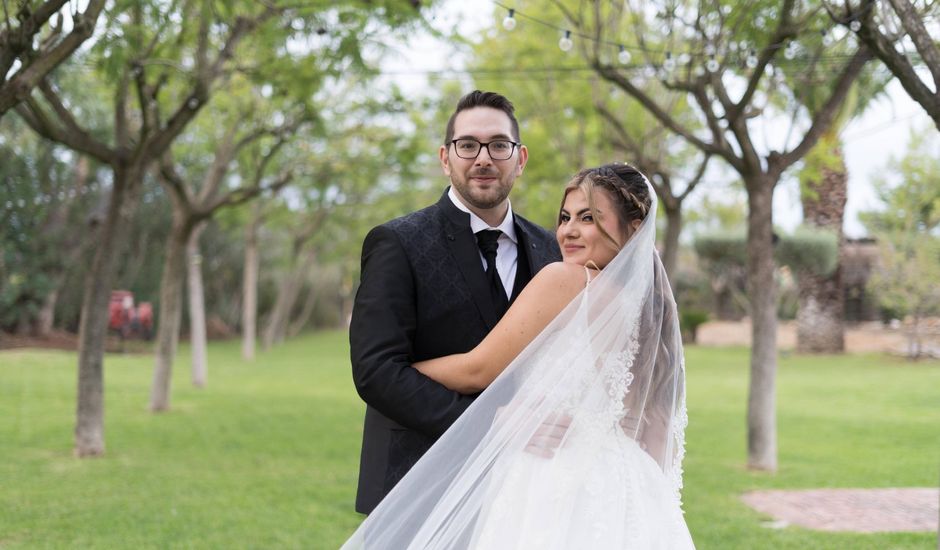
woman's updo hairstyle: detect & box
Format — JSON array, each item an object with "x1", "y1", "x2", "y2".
[{"x1": 559, "y1": 162, "x2": 653, "y2": 250}]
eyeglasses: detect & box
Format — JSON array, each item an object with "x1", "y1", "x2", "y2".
[{"x1": 449, "y1": 138, "x2": 519, "y2": 160}]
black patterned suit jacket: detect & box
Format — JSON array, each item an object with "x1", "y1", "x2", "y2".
[{"x1": 350, "y1": 188, "x2": 561, "y2": 514}]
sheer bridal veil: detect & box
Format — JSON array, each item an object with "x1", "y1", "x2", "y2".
[{"x1": 341, "y1": 182, "x2": 687, "y2": 549}]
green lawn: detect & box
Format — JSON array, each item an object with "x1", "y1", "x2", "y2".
[{"x1": 1, "y1": 332, "x2": 938, "y2": 549}]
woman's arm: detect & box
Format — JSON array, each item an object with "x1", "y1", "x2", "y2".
[{"x1": 414, "y1": 261, "x2": 590, "y2": 393}]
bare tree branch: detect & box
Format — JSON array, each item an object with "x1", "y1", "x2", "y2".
[
  {"x1": 145, "y1": 8, "x2": 280, "y2": 158},
  {"x1": 592, "y1": 60, "x2": 735, "y2": 167},
  {"x1": 158, "y1": 153, "x2": 195, "y2": 207},
  {"x1": 679, "y1": 153, "x2": 711, "y2": 202},
  {"x1": 775, "y1": 46, "x2": 873, "y2": 172},
  {"x1": 888, "y1": 0, "x2": 940, "y2": 86},
  {"x1": 835, "y1": 0, "x2": 940, "y2": 130},
  {"x1": 15, "y1": 85, "x2": 114, "y2": 163},
  {"x1": 0, "y1": 0, "x2": 106, "y2": 115}
]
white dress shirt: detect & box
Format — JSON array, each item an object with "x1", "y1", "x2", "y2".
[{"x1": 448, "y1": 187, "x2": 518, "y2": 298}]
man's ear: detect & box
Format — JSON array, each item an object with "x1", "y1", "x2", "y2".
[
  {"x1": 439, "y1": 144, "x2": 451, "y2": 176},
  {"x1": 515, "y1": 144, "x2": 528, "y2": 176}
]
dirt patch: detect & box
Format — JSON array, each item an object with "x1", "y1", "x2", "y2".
[
  {"x1": 742, "y1": 488, "x2": 939, "y2": 533},
  {"x1": 0, "y1": 330, "x2": 151, "y2": 354},
  {"x1": 697, "y1": 319, "x2": 940, "y2": 356}
]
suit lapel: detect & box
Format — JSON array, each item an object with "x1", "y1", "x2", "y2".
[
  {"x1": 437, "y1": 191, "x2": 500, "y2": 330},
  {"x1": 516, "y1": 217, "x2": 555, "y2": 275}
]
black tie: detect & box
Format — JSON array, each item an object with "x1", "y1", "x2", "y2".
[{"x1": 476, "y1": 230, "x2": 509, "y2": 318}]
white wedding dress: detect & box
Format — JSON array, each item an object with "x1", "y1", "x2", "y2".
[
  {"x1": 342, "y1": 186, "x2": 694, "y2": 549},
  {"x1": 469, "y1": 393, "x2": 693, "y2": 549},
  {"x1": 467, "y1": 267, "x2": 693, "y2": 550}
]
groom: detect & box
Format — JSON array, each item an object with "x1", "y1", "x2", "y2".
[{"x1": 349, "y1": 90, "x2": 561, "y2": 514}]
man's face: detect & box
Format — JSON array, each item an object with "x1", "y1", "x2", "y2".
[{"x1": 439, "y1": 107, "x2": 528, "y2": 213}]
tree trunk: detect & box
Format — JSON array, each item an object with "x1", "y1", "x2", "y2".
[
  {"x1": 288, "y1": 282, "x2": 318, "y2": 338},
  {"x1": 661, "y1": 204, "x2": 682, "y2": 282},
  {"x1": 35, "y1": 287, "x2": 59, "y2": 337},
  {"x1": 262, "y1": 248, "x2": 316, "y2": 349},
  {"x1": 796, "y1": 268, "x2": 845, "y2": 352},
  {"x1": 187, "y1": 222, "x2": 208, "y2": 388},
  {"x1": 798, "y1": 146, "x2": 847, "y2": 353},
  {"x1": 745, "y1": 178, "x2": 778, "y2": 471},
  {"x1": 75, "y1": 165, "x2": 143, "y2": 457},
  {"x1": 907, "y1": 315, "x2": 923, "y2": 360},
  {"x1": 242, "y1": 205, "x2": 261, "y2": 361},
  {"x1": 150, "y1": 218, "x2": 189, "y2": 412}
]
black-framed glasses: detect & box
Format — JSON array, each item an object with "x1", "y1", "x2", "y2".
[{"x1": 449, "y1": 138, "x2": 519, "y2": 160}]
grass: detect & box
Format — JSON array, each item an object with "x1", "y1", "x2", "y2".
[{"x1": 1, "y1": 333, "x2": 938, "y2": 549}]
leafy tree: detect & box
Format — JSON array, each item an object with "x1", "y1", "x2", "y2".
[
  {"x1": 861, "y1": 126, "x2": 940, "y2": 235},
  {"x1": 0, "y1": 116, "x2": 100, "y2": 334},
  {"x1": 556, "y1": 0, "x2": 873, "y2": 470},
  {"x1": 863, "y1": 125, "x2": 940, "y2": 357},
  {"x1": 149, "y1": 86, "x2": 301, "y2": 408},
  {"x1": 257, "y1": 87, "x2": 432, "y2": 349},
  {"x1": 0, "y1": 0, "x2": 105, "y2": 115},
  {"x1": 868, "y1": 236, "x2": 940, "y2": 358},
  {"x1": 12, "y1": 0, "x2": 425, "y2": 456},
  {"x1": 462, "y1": 6, "x2": 710, "y2": 280}
]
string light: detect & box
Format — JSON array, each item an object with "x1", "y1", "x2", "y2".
[
  {"x1": 746, "y1": 50, "x2": 759, "y2": 68},
  {"x1": 663, "y1": 52, "x2": 675, "y2": 72},
  {"x1": 706, "y1": 55, "x2": 719, "y2": 72},
  {"x1": 618, "y1": 45, "x2": 631, "y2": 64},
  {"x1": 502, "y1": 8, "x2": 517, "y2": 31},
  {"x1": 487, "y1": 2, "x2": 893, "y2": 74},
  {"x1": 559, "y1": 30, "x2": 573, "y2": 52}
]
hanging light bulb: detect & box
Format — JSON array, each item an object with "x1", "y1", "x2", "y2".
[
  {"x1": 559, "y1": 30, "x2": 573, "y2": 52},
  {"x1": 502, "y1": 9, "x2": 517, "y2": 31},
  {"x1": 706, "y1": 55, "x2": 719, "y2": 72},
  {"x1": 618, "y1": 44, "x2": 631, "y2": 64},
  {"x1": 821, "y1": 28, "x2": 833, "y2": 46},
  {"x1": 849, "y1": 20, "x2": 861, "y2": 32},
  {"x1": 663, "y1": 51, "x2": 675, "y2": 72},
  {"x1": 784, "y1": 42, "x2": 797, "y2": 60},
  {"x1": 746, "y1": 49, "x2": 759, "y2": 69}
]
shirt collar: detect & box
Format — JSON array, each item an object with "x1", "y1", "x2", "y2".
[{"x1": 448, "y1": 186, "x2": 517, "y2": 243}]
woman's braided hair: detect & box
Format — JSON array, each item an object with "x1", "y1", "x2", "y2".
[{"x1": 559, "y1": 162, "x2": 653, "y2": 250}]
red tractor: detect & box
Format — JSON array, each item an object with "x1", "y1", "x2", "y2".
[{"x1": 108, "y1": 290, "x2": 153, "y2": 340}]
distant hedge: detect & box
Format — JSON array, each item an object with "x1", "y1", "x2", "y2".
[{"x1": 694, "y1": 227, "x2": 838, "y2": 276}]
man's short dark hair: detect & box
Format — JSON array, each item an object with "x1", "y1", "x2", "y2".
[{"x1": 444, "y1": 90, "x2": 520, "y2": 145}]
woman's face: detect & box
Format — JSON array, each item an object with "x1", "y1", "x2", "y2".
[{"x1": 557, "y1": 187, "x2": 625, "y2": 269}]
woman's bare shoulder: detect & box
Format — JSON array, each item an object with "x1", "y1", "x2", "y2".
[{"x1": 528, "y1": 261, "x2": 590, "y2": 295}]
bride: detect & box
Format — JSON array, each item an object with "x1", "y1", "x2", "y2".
[{"x1": 341, "y1": 163, "x2": 694, "y2": 549}]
